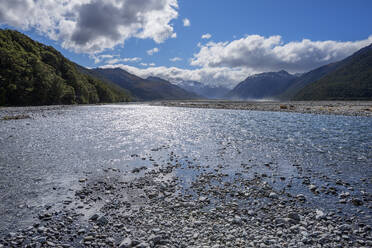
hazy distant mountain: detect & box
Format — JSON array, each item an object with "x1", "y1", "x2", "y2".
[
  {"x1": 0, "y1": 29, "x2": 131, "y2": 106},
  {"x1": 293, "y1": 43, "x2": 372, "y2": 100},
  {"x1": 91, "y1": 68, "x2": 199, "y2": 101},
  {"x1": 145, "y1": 76, "x2": 200, "y2": 100},
  {"x1": 226, "y1": 70, "x2": 298, "y2": 100},
  {"x1": 177, "y1": 80, "x2": 230, "y2": 99}
]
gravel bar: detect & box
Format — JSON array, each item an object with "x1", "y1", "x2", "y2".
[{"x1": 152, "y1": 100, "x2": 372, "y2": 117}]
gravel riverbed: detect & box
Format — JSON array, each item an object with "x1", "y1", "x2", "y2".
[
  {"x1": 1, "y1": 159, "x2": 371, "y2": 247},
  {"x1": 152, "y1": 100, "x2": 372, "y2": 117}
]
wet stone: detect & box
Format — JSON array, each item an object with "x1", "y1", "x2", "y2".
[
  {"x1": 97, "y1": 215, "x2": 109, "y2": 225},
  {"x1": 119, "y1": 237, "x2": 132, "y2": 248}
]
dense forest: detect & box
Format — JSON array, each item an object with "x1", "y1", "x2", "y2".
[{"x1": 0, "y1": 29, "x2": 131, "y2": 106}]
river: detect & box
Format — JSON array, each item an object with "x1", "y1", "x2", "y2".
[{"x1": 0, "y1": 104, "x2": 371, "y2": 234}]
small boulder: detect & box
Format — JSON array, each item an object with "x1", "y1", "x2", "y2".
[
  {"x1": 119, "y1": 237, "x2": 132, "y2": 248},
  {"x1": 296, "y1": 194, "x2": 306, "y2": 202},
  {"x1": 89, "y1": 214, "x2": 99, "y2": 221},
  {"x1": 309, "y1": 185, "x2": 317, "y2": 191},
  {"x1": 315, "y1": 209, "x2": 325, "y2": 220},
  {"x1": 269, "y1": 192, "x2": 279, "y2": 199},
  {"x1": 97, "y1": 215, "x2": 109, "y2": 225},
  {"x1": 287, "y1": 213, "x2": 301, "y2": 224},
  {"x1": 351, "y1": 198, "x2": 363, "y2": 206}
]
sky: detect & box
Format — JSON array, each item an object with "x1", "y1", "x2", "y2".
[{"x1": 1, "y1": 0, "x2": 372, "y2": 88}]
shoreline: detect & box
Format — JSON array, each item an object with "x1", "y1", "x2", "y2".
[
  {"x1": 152, "y1": 100, "x2": 372, "y2": 117},
  {"x1": 2, "y1": 100, "x2": 372, "y2": 118}
]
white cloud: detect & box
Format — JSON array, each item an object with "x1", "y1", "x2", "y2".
[
  {"x1": 147, "y1": 47, "x2": 159, "y2": 56},
  {"x1": 100, "y1": 64, "x2": 252, "y2": 88},
  {"x1": 122, "y1": 57, "x2": 142, "y2": 62},
  {"x1": 0, "y1": 0, "x2": 179, "y2": 54},
  {"x1": 92, "y1": 54, "x2": 141, "y2": 64},
  {"x1": 183, "y1": 18, "x2": 190, "y2": 27},
  {"x1": 140, "y1": 63, "x2": 148, "y2": 66},
  {"x1": 106, "y1": 58, "x2": 121, "y2": 65},
  {"x1": 191, "y1": 34, "x2": 372, "y2": 73},
  {"x1": 201, "y1": 33, "x2": 212, "y2": 39},
  {"x1": 149, "y1": 63, "x2": 156, "y2": 66},
  {"x1": 92, "y1": 54, "x2": 115, "y2": 63},
  {"x1": 170, "y1": 57, "x2": 182, "y2": 62}
]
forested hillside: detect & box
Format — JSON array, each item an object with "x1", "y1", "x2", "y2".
[
  {"x1": 293, "y1": 44, "x2": 372, "y2": 100},
  {"x1": 0, "y1": 29, "x2": 131, "y2": 106}
]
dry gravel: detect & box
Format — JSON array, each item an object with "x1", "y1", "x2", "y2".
[{"x1": 152, "y1": 100, "x2": 372, "y2": 117}]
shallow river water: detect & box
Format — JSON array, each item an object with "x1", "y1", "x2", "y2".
[{"x1": 0, "y1": 104, "x2": 371, "y2": 234}]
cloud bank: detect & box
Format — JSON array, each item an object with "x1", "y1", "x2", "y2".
[
  {"x1": 191, "y1": 34, "x2": 372, "y2": 73},
  {"x1": 0, "y1": 0, "x2": 179, "y2": 53}
]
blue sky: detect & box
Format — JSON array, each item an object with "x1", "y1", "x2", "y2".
[{"x1": 1, "y1": 0, "x2": 372, "y2": 87}]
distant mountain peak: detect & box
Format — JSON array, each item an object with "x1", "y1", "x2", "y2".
[
  {"x1": 177, "y1": 80, "x2": 230, "y2": 99},
  {"x1": 227, "y1": 70, "x2": 297, "y2": 100},
  {"x1": 245, "y1": 70, "x2": 292, "y2": 81}
]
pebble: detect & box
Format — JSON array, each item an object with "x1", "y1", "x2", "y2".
[
  {"x1": 97, "y1": 215, "x2": 109, "y2": 225},
  {"x1": 1, "y1": 154, "x2": 371, "y2": 247},
  {"x1": 119, "y1": 237, "x2": 132, "y2": 248},
  {"x1": 269, "y1": 192, "x2": 279, "y2": 199}
]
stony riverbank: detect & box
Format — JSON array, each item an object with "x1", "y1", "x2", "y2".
[
  {"x1": 152, "y1": 100, "x2": 372, "y2": 117},
  {"x1": 1, "y1": 160, "x2": 371, "y2": 247}
]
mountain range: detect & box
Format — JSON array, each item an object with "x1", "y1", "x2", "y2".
[
  {"x1": 177, "y1": 81, "x2": 230, "y2": 99},
  {"x1": 89, "y1": 68, "x2": 199, "y2": 101},
  {"x1": 228, "y1": 43, "x2": 372, "y2": 100},
  {"x1": 1, "y1": 29, "x2": 371, "y2": 106}
]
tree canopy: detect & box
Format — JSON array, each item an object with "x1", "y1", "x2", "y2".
[{"x1": 0, "y1": 29, "x2": 131, "y2": 106}]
